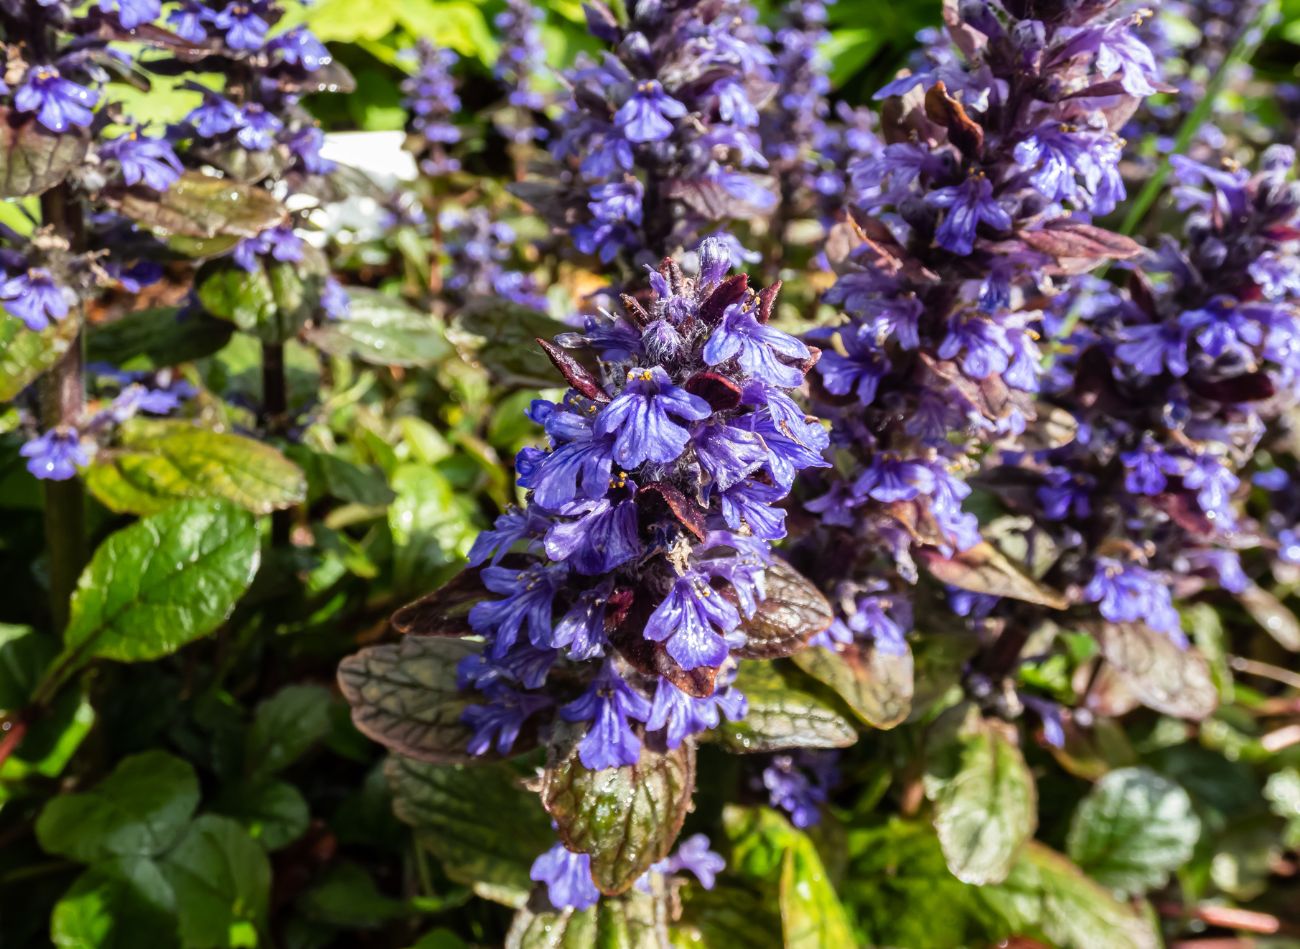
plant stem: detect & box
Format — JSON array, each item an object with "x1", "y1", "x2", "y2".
[
  {"x1": 261, "y1": 340, "x2": 291, "y2": 546},
  {"x1": 39, "y1": 184, "x2": 86, "y2": 633}
]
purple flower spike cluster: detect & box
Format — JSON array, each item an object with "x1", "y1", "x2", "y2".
[
  {"x1": 1001, "y1": 148, "x2": 1300, "y2": 645},
  {"x1": 798, "y1": 0, "x2": 1160, "y2": 649},
  {"x1": 439, "y1": 207, "x2": 547, "y2": 310},
  {"x1": 460, "y1": 237, "x2": 829, "y2": 774},
  {"x1": 539, "y1": 0, "x2": 777, "y2": 266},
  {"x1": 403, "y1": 40, "x2": 462, "y2": 176},
  {"x1": 493, "y1": 0, "x2": 547, "y2": 144}
]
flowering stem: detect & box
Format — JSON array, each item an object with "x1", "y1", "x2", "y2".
[
  {"x1": 1118, "y1": 0, "x2": 1279, "y2": 238},
  {"x1": 39, "y1": 184, "x2": 86, "y2": 633},
  {"x1": 262, "y1": 340, "x2": 291, "y2": 546}
]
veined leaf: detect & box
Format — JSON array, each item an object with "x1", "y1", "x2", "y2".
[
  {"x1": 1066, "y1": 767, "x2": 1200, "y2": 897},
  {"x1": 923, "y1": 706, "x2": 1037, "y2": 885},
  {"x1": 386, "y1": 755, "x2": 554, "y2": 908},
  {"x1": 715, "y1": 662, "x2": 858, "y2": 753},
  {"x1": 86, "y1": 419, "x2": 307, "y2": 516},
  {"x1": 60, "y1": 500, "x2": 259, "y2": 666},
  {"x1": 792, "y1": 641, "x2": 913, "y2": 729},
  {"x1": 0, "y1": 306, "x2": 80, "y2": 402},
  {"x1": 542, "y1": 729, "x2": 695, "y2": 896},
  {"x1": 337, "y1": 637, "x2": 486, "y2": 763}
]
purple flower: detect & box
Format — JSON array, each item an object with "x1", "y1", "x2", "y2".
[
  {"x1": 1114, "y1": 322, "x2": 1189, "y2": 377},
  {"x1": 1084, "y1": 558, "x2": 1184, "y2": 645},
  {"x1": 101, "y1": 130, "x2": 182, "y2": 191},
  {"x1": 644, "y1": 572, "x2": 739, "y2": 671},
  {"x1": 167, "y1": 2, "x2": 209, "y2": 41},
  {"x1": 593, "y1": 367, "x2": 710, "y2": 468},
  {"x1": 720, "y1": 480, "x2": 788, "y2": 540},
  {"x1": 852, "y1": 455, "x2": 936, "y2": 504},
  {"x1": 462, "y1": 684, "x2": 550, "y2": 756},
  {"x1": 559, "y1": 663, "x2": 651, "y2": 770},
  {"x1": 100, "y1": 0, "x2": 161, "y2": 28},
  {"x1": 14, "y1": 67, "x2": 99, "y2": 132},
  {"x1": 817, "y1": 330, "x2": 889, "y2": 405},
  {"x1": 762, "y1": 753, "x2": 836, "y2": 828},
  {"x1": 553, "y1": 587, "x2": 610, "y2": 661},
  {"x1": 543, "y1": 499, "x2": 641, "y2": 575},
  {"x1": 645, "y1": 678, "x2": 746, "y2": 749},
  {"x1": 1038, "y1": 467, "x2": 1092, "y2": 520},
  {"x1": 704, "y1": 303, "x2": 810, "y2": 387},
  {"x1": 270, "y1": 27, "x2": 330, "y2": 70},
  {"x1": 21, "y1": 428, "x2": 90, "y2": 481},
  {"x1": 468, "y1": 563, "x2": 565, "y2": 658},
  {"x1": 614, "y1": 80, "x2": 687, "y2": 143},
  {"x1": 530, "y1": 842, "x2": 601, "y2": 911},
  {"x1": 1120, "y1": 440, "x2": 1181, "y2": 496},
  {"x1": 2, "y1": 269, "x2": 69, "y2": 332},
  {"x1": 937, "y1": 313, "x2": 1013, "y2": 379},
  {"x1": 925, "y1": 175, "x2": 1012, "y2": 256},
  {"x1": 663, "y1": 834, "x2": 725, "y2": 889},
  {"x1": 188, "y1": 96, "x2": 242, "y2": 137},
  {"x1": 1183, "y1": 453, "x2": 1239, "y2": 522},
  {"x1": 288, "y1": 127, "x2": 336, "y2": 175},
  {"x1": 693, "y1": 422, "x2": 768, "y2": 492},
  {"x1": 212, "y1": 2, "x2": 269, "y2": 50},
  {"x1": 1055, "y1": 18, "x2": 1161, "y2": 97},
  {"x1": 235, "y1": 103, "x2": 283, "y2": 151},
  {"x1": 321, "y1": 276, "x2": 349, "y2": 319}
]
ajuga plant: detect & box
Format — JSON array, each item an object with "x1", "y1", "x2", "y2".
[
  {"x1": 339, "y1": 233, "x2": 839, "y2": 915},
  {"x1": 972, "y1": 147, "x2": 1300, "y2": 726},
  {"x1": 523, "y1": 0, "x2": 778, "y2": 273},
  {"x1": 797, "y1": 0, "x2": 1157, "y2": 680}
]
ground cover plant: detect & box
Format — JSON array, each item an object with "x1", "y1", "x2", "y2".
[{"x1": 2, "y1": 0, "x2": 1300, "y2": 946}]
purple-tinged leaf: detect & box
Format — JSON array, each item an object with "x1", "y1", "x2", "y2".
[
  {"x1": 1093, "y1": 621, "x2": 1218, "y2": 721},
  {"x1": 536, "y1": 337, "x2": 608, "y2": 402},
  {"x1": 730, "y1": 560, "x2": 832, "y2": 661}
]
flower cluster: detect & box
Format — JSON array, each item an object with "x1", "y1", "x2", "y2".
[
  {"x1": 536, "y1": 0, "x2": 777, "y2": 268},
  {"x1": 403, "y1": 39, "x2": 462, "y2": 176},
  {"x1": 461, "y1": 237, "x2": 828, "y2": 773},
  {"x1": 493, "y1": 0, "x2": 548, "y2": 146},
  {"x1": 797, "y1": 0, "x2": 1161, "y2": 657},
  {"x1": 438, "y1": 206, "x2": 547, "y2": 310},
  {"x1": 997, "y1": 149, "x2": 1300, "y2": 649},
  {"x1": 1128, "y1": 0, "x2": 1279, "y2": 167}
]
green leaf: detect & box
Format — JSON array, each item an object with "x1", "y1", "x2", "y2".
[
  {"x1": 1066, "y1": 767, "x2": 1201, "y2": 897},
  {"x1": 1265, "y1": 769, "x2": 1300, "y2": 849},
  {"x1": 923, "y1": 707, "x2": 1037, "y2": 885},
  {"x1": 298, "y1": 861, "x2": 410, "y2": 928},
  {"x1": 160, "y1": 815, "x2": 271, "y2": 949},
  {"x1": 389, "y1": 463, "x2": 479, "y2": 589},
  {"x1": 51, "y1": 858, "x2": 177, "y2": 949},
  {"x1": 792, "y1": 641, "x2": 913, "y2": 729},
  {"x1": 778, "y1": 826, "x2": 856, "y2": 949},
  {"x1": 542, "y1": 730, "x2": 696, "y2": 895},
  {"x1": 978, "y1": 843, "x2": 1159, "y2": 949},
  {"x1": 87, "y1": 307, "x2": 233, "y2": 371},
  {"x1": 196, "y1": 252, "x2": 326, "y2": 344},
  {"x1": 506, "y1": 886, "x2": 668, "y2": 949},
  {"x1": 338, "y1": 637, "x2": 485, "y2": 763},
  {"x1": 211, "y1": 777, "x2": 309, "y2": 851},
  {"x1": 0, "y1": 109, "x2": 88, "y2": 197},
  {"x1": 287, "y1": 445, "x2": 395, "y2": 507},
  {"x1": 386, "y1": 755, "x2": 554, "y2": 908},
  {"x1": 714, "y1": 662, "x2": 858, "y2": 753},
  {"x1": 452, "y1": 300, "x2": 573, "y2": 389},
  {"x1": 60, "y1": 499, "x2": 259, "y2": 665},
  {"x1": 36, "y1": 751, "x2": 199, "y2": 863},
  {"x1": 1094, "y1": 621, "x2": 1218, "y2": 720},
  {"x1": 103, "y1": 171, "x2": 287, "y2": 244},
  {"x1": 305, "y1": 288, "x2": 451, "y2": 367},
  {"x1": 0, "y1": 306, "x2": 80, "y2": 402},
  {"x1": 673, "y1": 884, "x2": 781, "y2": 948},
  {"x1": 86, "y1": 420, "x2": 307, "y2": 516},
  {"x1": 0, "y1": 623, "x2": 55, "y2": 708},
  {"x1": 246, "y1": 683, "x2": 332, "y2": 776}
]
